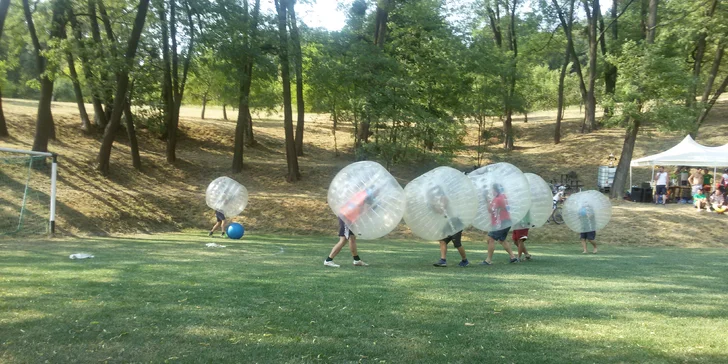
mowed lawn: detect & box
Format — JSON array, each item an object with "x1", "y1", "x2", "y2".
[{"x1": 1, "y1": 234, "x2": 727, "y2": 363}]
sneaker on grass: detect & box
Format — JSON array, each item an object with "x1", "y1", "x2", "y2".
[
  {"x1": 479, "y1": 260, "x2": 492, "y2": 266},
  {"x1": 458, "y1": 260, "x2": 470, "y2": 267},
  {"x1": 324, "y1": 260, "x2": 340, "y2": 268},
  {"x1": 510, "y1": 257, "x2": 520, "y2": 263},
  {"x1": 353, "y1": 260, "x2": 369, "y2": 266},
  {"x1": 433, "y1": 259, "x2": 447, "y2": 267}
]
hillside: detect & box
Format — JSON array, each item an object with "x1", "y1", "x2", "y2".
[{"x1": 1, "y1": 98, "x2": 727, "y2": 246}]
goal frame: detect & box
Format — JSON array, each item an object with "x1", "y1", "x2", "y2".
[{"x1": 0, "y1": 147, "x2": 58, "y2": 234}]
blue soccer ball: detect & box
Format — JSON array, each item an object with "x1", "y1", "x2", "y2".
[{"x1": 226, "y1": 223, "x2": 245, "y2": 239}]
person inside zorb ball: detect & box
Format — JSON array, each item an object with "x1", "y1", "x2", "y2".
[
  {"x1": 562, "y1": 190, "x2": 611, "y2": 233},
  {"x1": 205, "y1": 177, "x2": 249, "y2": 221},
  {"x1": 468, "y1": 163, "x2": 531, "y2": 232},
  {"x1": 403, "y1": 166, "x2": 477, "y2": 241},
  {"x1": 327, "y1": 161, "x2": 406, "y2": 240}
]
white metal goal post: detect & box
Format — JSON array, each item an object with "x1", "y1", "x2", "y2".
[{"x1": 0, "y1": 147, "x2": 58, "y2": 234}]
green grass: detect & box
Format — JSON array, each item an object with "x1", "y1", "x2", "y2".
[{"x1": 1, "y1": 234, "x2": 727, "y2": 363}]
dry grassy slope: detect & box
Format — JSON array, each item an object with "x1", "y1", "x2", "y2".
[{"x1": 1, "y1": 97, "x2": 726, "y2": 246}]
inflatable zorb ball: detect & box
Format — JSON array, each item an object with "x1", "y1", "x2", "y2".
[
  {"x1": 403, "y1": 166, "x2": 478, "y2": 240},
  {"x1": 563, "y1": 190, "x2": 612, "y2": 233},
  {"x1": 327, "y1": 161, "x2": 406, "y2": 240},
  {"x1": 468, "y1": 163, "x2": 531, "y2": 231},
  {"x1": 513, "y1": 173, "x2": 554, "y2": 229},
  {"x1": 206, "y1": 177, "x2": 249, "y2": 218}
]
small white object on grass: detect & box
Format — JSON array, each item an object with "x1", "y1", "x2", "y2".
[
  {"x1": 69, "y1": 253, "x2": 94, "y2": 259},
  {"x1": 206, "y1": 243, "x2": 226, "y2": 248}
]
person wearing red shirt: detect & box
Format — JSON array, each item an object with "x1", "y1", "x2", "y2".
[{"x1": 481, "y1": 184, "x2": 519, "y2": 265}]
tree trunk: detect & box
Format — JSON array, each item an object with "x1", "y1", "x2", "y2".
[
  {"x1": 0, "y1": 88, "x2": 7, "y2": 137},
  {"x1": 232, "y1": 0, "x2": 260, "y2": 173},
  {"x1": 158, "y1": 0, "x2": 175, "y2": 162},
  {"x1": 25, "y1": 0, "x2": 63, "y2": 152},
  {"x1": 289, "y1": 0, "x2": 305, "y2": 157},
  {"x1": 83, "y1": 0, "x2": 108, "y2": 128},
  {"x1": 374, "y1": 0, "x2": 390, "y2": 47},
  {"x1": 166, "y1": 0, "x2": 179, "y2": 163},
  {"x1": 245, "y1": 108, "x2": 255, "y2": 146},
  {"x1": 610, "y1": 118, "x2": 641, "y2": 198},
  {"x1": 68, "y1": 53, "x2": 92, "y2": 133},
  {"x1": 553, "y1": 0, "x2": 588, "y2": 107},
  {"x1": 98, "y1": 0, "x2": 116, "y2": 124},
  {"x1": 503, "y1": 112, "x2": 514, "y2": 150},
  {"x1": 68, "y1": 7, "x2": 106, "y2": 130},
  {"x1": 222, "y1": 104, "x2": 227, "y2": 120},
  {"x1": 98, "y1": 0, "x2": 150, "y2": 175},
  {"x1": 201, "y1": 95, "x2": 207, "y2": 119},
  {"x1": 696, "y1": 73, "x2": 728, "y2": 130},
  {"x1": 275, "y1": 0, "x2": 300, "y2": 182},
  {"x1": 602, "y1": 0, "x2": 618, "y2": 117},
  {"x1": 646, "y1": 0, "x2": 657, "y2": 44},
  {"x1": 687, "y1": 0, "x2": 719, "y2": 107},
  {"x1": 60, "y1": 22, "x2": 92, "y2": 133},
  {"x1": 555, "y1": 0, "x2": 575, "y2": 144},
  {"x1": 124, "y1": 83, "x2": 141, "y2": 169},
  {"x1": 0, "y1": 0, "x2": 9, "y2": 137},
  {"x1": 583, "y1": 0, "x2": 599, "y2": 133},
  {"x1": 701, "y1": 45, "x2": 724, "y2": 104}
]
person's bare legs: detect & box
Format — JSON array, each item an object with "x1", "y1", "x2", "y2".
[
  {"x1": 499, "y1": 240, "x2": 517, "y2": 260},
  {"x1": 517, "y1": 239, "x2": 530, "y2": 259},
  {"x1": 455, "y1": 246, "x2": 467, "y2": 261},
  {"x1": 486, "y1": 237, "x2": 496, "y2": 264},
  {"x1": 589, "y1": 239, "x2": 597, "y2": 254},
  {"x1": 581, "y1": 239, "x2": 588, "y2": 254},
  {"x1": 220, "y1": 220, "x2": 227, "y2": 233},
  {"x1": 439, "y1": 240, "x2": 448, "y2": 260},
  {"x1": 328, "y1": 237, "x2": 348, "y2": 260},
  {"x1": 348, "y1": 236, "x2": 358, "y2": 257},
  {"x1": 486, "y1": 237, "x2": 516, "y2": 264}
]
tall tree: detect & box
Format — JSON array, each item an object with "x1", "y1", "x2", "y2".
[
  {"x1": 59, "y1": 17, "x2": 92, "y2": 132},
  {"x1": 289, "y1": 0, "x2": 305, "y2": 156},
  {"x1": 97, "y1": 0, "x2": 150, "y2": 175},
  {"x1": 67, "y1": 6, "x2": 106, "y2": 132},
  {"x1": 486, "y1": 0, "x2": 521, "y2": 150},
  {"x1": 86, "y1": 0, "x2": 109, "y2": 127},
  {"x1": 0, "y1": 0, "x2": 10, "y2": 137},
  {"x1": 231, "y1": 0, "x2": 261, "y2": 173},
  {"x1": 582, "y1": 0, "x2": 600, "y2": 132},
  {"x1": 686, "y1": 0, "x2": 719, "y2": 107},
  {"x1": 610, "y1": 0, "x2": 675, "y2": 199},
  {"x1": 553, "y1": 0, "x2": 575, "y2": 144},
  {"x1": 24, "y1": 0, "x2": 64, "y2": 152},
  {"x1": 275, "y1": 0, "x2": 300, "y2": 182},
  {"x1": 159, "y1": 0, "x2": 195, "y2": 163}
]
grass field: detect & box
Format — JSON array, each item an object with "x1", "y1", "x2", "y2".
[{"x1": 2, "y1": 234, "x2": 727, "y2": 363}]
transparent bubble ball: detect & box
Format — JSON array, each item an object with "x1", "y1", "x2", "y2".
[
  {"x1": 327, "y1": 161, "x2": 406, "y2": 240},
  {"x1": 563, "y1": 190, "x2": 612, "y2": 233},
  {"x1": 513, "y1": 173, "x2": 554, "y2": 230},
  {"x1": 468, "y1": 162, "x2": 531, "y2": 231},
  {"x1": 205, "y1": 177, "x2": 249, "y2": 218},
  {"x1": 403, "y1": 166, "x2": 478, "y2": 241}
]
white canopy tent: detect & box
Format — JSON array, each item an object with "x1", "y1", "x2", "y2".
[{"x1": 629, "y1": 135, "x2": 728, "y2": 187}]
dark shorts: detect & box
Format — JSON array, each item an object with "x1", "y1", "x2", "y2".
[
  {"x1": 580, "y1": 231, "x2": 596, "y2": 241},
  {"x1": 488, "y1": 227, "x2": 511, "y2": 242},
  {"x1": 215, "y1": 211, "x2": 226, "y2": 222},
  {"x1": 655, "y1": 185, "x2": 667, "y2": 195},
  {"x1": 338, "y1": 217, "x2": 354, "y2": 238},
  {"x1": 442, "y1": 231, "x2": 463, "y2": 248}
]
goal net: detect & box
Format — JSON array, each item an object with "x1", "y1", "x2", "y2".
[{"x1": 0, "y1": 148, "x2": 57, "y2": 236}]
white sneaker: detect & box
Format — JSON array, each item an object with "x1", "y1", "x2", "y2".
[
  {"x1": 324, "y1": 260, "x2": 340, "y2": 267},
  {"x1": 353, "y1": 260, "x2": 369, "y2": 266}
]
